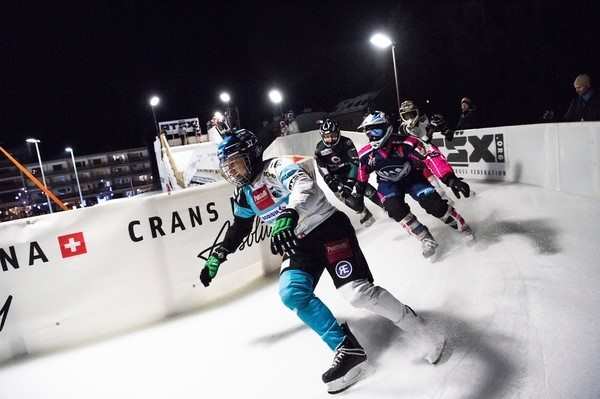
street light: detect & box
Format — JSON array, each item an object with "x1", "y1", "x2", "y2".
[
  {"x1": 25, "y1": 138, "x2": 52, "y2": 213},
  {"x1": 370, "y1": 32, "x2": 401, "y2": 114},
  {"x1": 219, "y1": 92, "x2": 233, "y2": 126},
  {"x1": 219, "y1": 92, "x2": 231, "y2": 104},
  {"x1": 65, "y1": 147, "x2": 84, "y2": 207},
  {"x1": 268, "y1": 89, "x2": 283, "y2": 115},
  {"x1": 149, "y1": 95, "x2": 161, "y2": 136}
]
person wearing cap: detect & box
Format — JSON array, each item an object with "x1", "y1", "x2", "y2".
[
  {"x1": 455, "y1": 97, "x2": 481, "y2": 130},
  {"x1": 564, "y1": 74, "x2": 600, "y2": 122}
]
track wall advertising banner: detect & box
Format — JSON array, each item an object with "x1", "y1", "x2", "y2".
[
  {"x1": 0, "y1": 180, "x2": 279, "y2": 363},
  {"x1": 1, "y1": 122, "x2": 598, "y2": 364}
]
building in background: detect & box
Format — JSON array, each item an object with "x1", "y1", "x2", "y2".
[
  {"x1": 328, "y1": 91, "x2": 381, "y2": 131},
  {"x1": 0, "y1": 146, "x2": 155, "y2": 222}
]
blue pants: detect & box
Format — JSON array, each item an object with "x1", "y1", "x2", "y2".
[
  {"x1": 378, "y1": 173, "x2": 436, "y2": 202},
  {"x1": 279, "y1": 269, "x2": 345, "y2": 351}
]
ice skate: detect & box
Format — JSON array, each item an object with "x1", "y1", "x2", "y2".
[
  {"x1": 408, "y1": 317, "x2": 447, "y2": 364},
  {"x1": 460, "y1": 225, "x2": 475, "y2": 242},
  {"x1": 322, "y1": 323, "x2": 368, "y2": 394},
  {"x1": 421, "y1": 237, "x2": 439, "y2": 261},
  {"x1": 359, "y1": 208, "x2": 375, "y2": 227}
]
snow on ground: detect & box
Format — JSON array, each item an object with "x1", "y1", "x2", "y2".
[{"x1": 1, "y1": 181, "x2": 600, "y2": 399}]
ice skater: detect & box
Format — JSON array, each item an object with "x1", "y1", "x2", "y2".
[{"x1": 199, "y1": 129, "x2": 446, "y2": 394}]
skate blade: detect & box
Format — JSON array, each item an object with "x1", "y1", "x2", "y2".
[
  {"x1": 425, "y1": 338, "x2": 446, "y2": 365},
  {"x1": 360, "y1": 217, "x2": 375, "y2": 228},
  {"x1": 424, "y1": 250, "x2": 439, "y2": 263},
  {"x1": 462, "y1": 230, "x2": 475, "y2": 244},
  {"x1": 326, "y1": 362, "x2": 368, "y2": 394}
]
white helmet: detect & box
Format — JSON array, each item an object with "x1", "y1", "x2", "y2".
[
  {"x1": 357, "y1": 111, "x2": 393, "y2": 149},
  {"x1": 399, "y1": 100, "x2": 420, "y2": 129}
]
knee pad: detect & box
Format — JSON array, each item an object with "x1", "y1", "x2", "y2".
[
  {"x1": 279, "y1": 270, "x2": 314, "y2": 311},
  {"x1": 338, "y1": 279, "x2": 382, "y2": 309},
  {"x1": 384, "y1": 198, "x2": 411, "y2": 222},
  {"x1": 417, "y1": 192, "x2": 448, "y2": 218}
]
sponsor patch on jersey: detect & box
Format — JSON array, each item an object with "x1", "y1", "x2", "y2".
[
  {"x1": 376, "y1": 163, "x2": 411, "y2": 182},
  {"x1": 330, "y1": 155, "x2": 341, "y2": 164},
  {"x1": 335, "y1": 260, "x2": 353, "y2": 279},
  {"x1": 252, "y1": 185, "x2": 275, "y2": 210},
  {"x1": 325, "y1": 239, "x2": 353, "y2": 264},
  {"x1": 320, "y1": 148, "x2": 333, "y2": 156}
]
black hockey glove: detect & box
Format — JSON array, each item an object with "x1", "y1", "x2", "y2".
[
  {"x1": 270, "y1": 208, "x2": 299, "y2": 256},
  {"x1": 339, "y1": 179, "x2": 355, "y2": 198},
  {"x1": 446, "y1": 175, "x2": 470, "y2": 199},
  {"x1": 323, "y1": 174, "x2": 341, "y2": 192},
  {"x1": 199, "y1": 246, "x2": 229, "y2": 287}
]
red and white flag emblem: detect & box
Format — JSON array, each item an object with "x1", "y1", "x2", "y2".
[{"x1": 57, "y1": 232, "x2": 88, "y2": 258}]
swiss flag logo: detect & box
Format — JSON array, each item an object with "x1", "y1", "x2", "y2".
[{"x1": 57, "y1": 232, "x2": 88, "y2": 258}]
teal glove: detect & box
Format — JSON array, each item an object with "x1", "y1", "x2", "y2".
[{"x1": 200, "y1": 246, "x2": 229, "y2": 287}]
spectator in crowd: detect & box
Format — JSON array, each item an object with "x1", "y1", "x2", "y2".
[
  {"x1": 563, "y1": 74, "x2": 600, "y2": 122},
  {"x1": 541, "y1": 109, "x2": 555, "y2": 122},
  {"x1": 455, "y1": 97, "x2": 481, "y2": 130}
]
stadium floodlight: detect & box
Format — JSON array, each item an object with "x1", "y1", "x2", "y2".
[
  {"x1": 148, "y1": 95, "x2": 161, "y2": 136},
  {"x1": 370, "y1": 32, "x2": 400, "y2": 113},
  {"x1": 219, "y1": 92, "x2": 231, "y2": 103},
  {"x1": 268, "y1": 89, "x2": 283, "y2": 104},
  {"x1": 370, "y1": 32, "x2": 393, "y2": 48},
  {"x1": 149, "y1": 96, "x2": 160, "y2": 107},
  {"x1": 268, "y1": 89, "x2": 283, "y2": 115}
]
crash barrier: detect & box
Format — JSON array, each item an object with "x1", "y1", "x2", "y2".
[
  {"x1": 264, "y1": 121, "x2": 600, "y2": 199},
  {"x1": 153, "y1": 139, "x2": 222, "y2": 191},
  {"x1": 0, "y1": 161, "x2": 290, "y2": 364},
  {"x1": 2, "y1": 121, "x2": 597, "y2": 364}
]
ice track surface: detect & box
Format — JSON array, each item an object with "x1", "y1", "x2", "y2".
[{"x1": 1, "y1": 181, "x2": 600, "y2": 399}]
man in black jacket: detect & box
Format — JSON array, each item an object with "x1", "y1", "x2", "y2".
[
  {"x1": 455, "y1": 97, "x2": 481, "y2": 130},
  {"x1": 564, "y1": 74, "x2": 600, "y2": 122}
]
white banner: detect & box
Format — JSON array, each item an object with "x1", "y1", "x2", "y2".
[
  {"x1": 154, "y1": 139, "x2": 222, "y2": 191},
  {"x1": 158, "y1": 118, "x2": 201, "y2": 136},
  {"x1": 431, "y1": 129, "x2": 507, "y2": 179},
  {"x1": 0, "y1": 180, "x2": 279, "y2": 363},
  {"x1": 264, "y1": 122, "x2": 600, "y2": 199}
]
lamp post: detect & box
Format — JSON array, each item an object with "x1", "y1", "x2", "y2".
[
  {"x1": 268, "y1": 89, "x2": 283, "y2": 116},
  {"x1": 25, "y1": 138, "x2": 52, "y2": 213},
  {"x1": 219, "y1": 91, "x2": 233, "y2": 127},
  {"x1": 149, "y1": 95, "x2": 160, "y2": 136},
  {"x1": 370, "y1": 32, "x2": 401, "y2": 114},
  {"x1": 65, "y1": 147, "x2": 84, "y2": 207}
]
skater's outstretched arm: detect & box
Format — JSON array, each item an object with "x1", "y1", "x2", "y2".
[{"x1": 200, "y1": 188, "x2": 256, "y2": 287}]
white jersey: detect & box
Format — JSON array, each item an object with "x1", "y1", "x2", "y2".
[{"x1": 233, "y1": 158, "x2": 336, "y2": 238}]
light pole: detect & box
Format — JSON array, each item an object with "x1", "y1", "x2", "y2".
[
  {"x1": 65, "y1": 147, "x2": 84, "y2": 207},
  {"x1": 268, "y1": 89, "x2": 283, "y2": 116},
  {"x1": 25, "y1": 138, "x2": 52, "y2": 213},
  {"x1": 149, "y1": 95, "x2": 160, "y2": 136},
  {"x1": 370, "y1": 32, "x2": 401, "y2": 114},
  {"x1": 219, "y1": 91, "x2": 233, "y2": 127}
]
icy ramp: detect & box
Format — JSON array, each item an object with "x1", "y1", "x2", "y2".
[{"x1": 1, "y1": 181, "x2": 600, "y2": 399}]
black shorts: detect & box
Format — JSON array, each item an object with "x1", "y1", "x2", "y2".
[{"x1": 281, "y1": 211, "x2": 373, "y2": 288}]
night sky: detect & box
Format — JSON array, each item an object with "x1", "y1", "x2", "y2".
[{"x1": 2, "y1": 1, "x2": 598, "y2": 160}]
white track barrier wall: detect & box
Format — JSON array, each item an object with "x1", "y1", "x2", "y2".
[
  {"x1": 265, "y1": 122, "x2": 600, "y2": 199},
  {"x1": 154, "y1": 139, "x2": 221, "y2": 191},
  {"x1": 0, "y1": 175, "x2": 284, "y2": 363},
  {"x1": 1, "y1": 122, "x2": 598, "y2": 364}
]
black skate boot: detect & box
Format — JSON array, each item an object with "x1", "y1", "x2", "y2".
[
  {"x1": 322, "y1": 323, "x2": 368, "y2": 394},
  {"x1": 359, "y1": 208, "x2": 375, "y2": 227}
]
